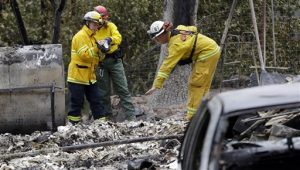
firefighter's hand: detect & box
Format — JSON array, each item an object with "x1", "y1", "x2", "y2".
[
  {"x1": 105, "y1": 37, "x2": 112, "y2": 45},
  {"x1": 96, "y1": 40, "x2": 104, "y2": 49},
  {"x1": 145, "y1": 87, "x2": 158, "y2": 95},
  {"x1": 96, "y1": 40, "x2": 110, "y2": 53}
]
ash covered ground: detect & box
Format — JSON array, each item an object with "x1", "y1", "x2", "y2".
[
  {"x1": 1, "y1": 75, "x2": 298, "y2": 169},
  {"x1": 0, "y1": 95, "x2": 187, "y2": 170}
]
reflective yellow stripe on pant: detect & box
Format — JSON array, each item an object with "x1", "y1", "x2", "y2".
[
  {"x1": 67, "y1": 115, "x2": 81, "y2": 122},
  {"x1": 186, "y1": 46, "x2": 221, "y2": 120}
]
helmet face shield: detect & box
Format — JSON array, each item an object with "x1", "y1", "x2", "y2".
[
  {"x1": 148, "y1": 29, "x2": 164, "y2": 39},
  {"x1": 148, "y1": 33, "x2": 155, "y2": 39}
]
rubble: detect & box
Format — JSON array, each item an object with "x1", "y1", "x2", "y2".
[
  {"x1": 1, "y1": 79, "x2": 299, "y2": 169},
  {"x1": 0, "y1": 95, "x2": 187, "y2": 169}
]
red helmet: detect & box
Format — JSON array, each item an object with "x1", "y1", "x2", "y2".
[{"x1": 94, "y1": 5, "x2": 109, "y2": 17}]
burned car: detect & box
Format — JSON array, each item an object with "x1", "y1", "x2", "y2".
[{"x1": 178, "y1": 82, "x2": 300, "y2": 170}]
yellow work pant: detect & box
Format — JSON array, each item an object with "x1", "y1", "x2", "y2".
[{"x1": 186, "y1": 51, "x2": 221, "y2": 120}]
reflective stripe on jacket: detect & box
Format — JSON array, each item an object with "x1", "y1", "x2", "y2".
[
  {"x1": 94, "y1": 22, "x2": 122, "y2": 54},
  {"x1": 153, "y1": 25, "x2": 219, "y2": 89},
  {"x1": 67, "y1": 25, "x2": 104, "y2": 85}
]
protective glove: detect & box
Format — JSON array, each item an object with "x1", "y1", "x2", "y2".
[
  {"x1": 96, "y1": 39, "x2": 110, "y2": 53},
  {"x1": 105, "y1": 37, "x2": 112, "y2": 45},
  {"x1": 145, "y1": 86, "x2": 158, "y2": 95}
]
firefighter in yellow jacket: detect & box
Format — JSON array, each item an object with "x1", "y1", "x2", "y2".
[
  {"x1": 146, "y1": 21, "x2": 220, "y2": 120},
  {"x1": 67, "y1": 11, "x2": 107, "y2": 124}
]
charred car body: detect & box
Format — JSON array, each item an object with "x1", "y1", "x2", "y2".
[{"x1": 178, "y1": 82, "x2": 300, "y2": 170}]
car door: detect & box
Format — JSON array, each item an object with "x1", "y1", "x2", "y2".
[{"x1": 178, "y1": 98, "x2": 223, "y2": 170}]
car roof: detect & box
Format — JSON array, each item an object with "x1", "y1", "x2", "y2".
[{"x1": 211, "y1": 82, "x2": 300, "y2": 114}]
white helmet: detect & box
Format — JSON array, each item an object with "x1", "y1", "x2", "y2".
[{"x1": 147, "y1": 21, "x2": 165, "y2": 39}]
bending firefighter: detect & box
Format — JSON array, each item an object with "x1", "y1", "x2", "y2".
[
  {"x1": 94, "y1": 5, "x2": 136, "y2": 121},
  {"x1": 145, "y1": 21, "x2": 220, "y2": 120},
  {"x1": 67, "y1": 11, "x2": 107, "y2": 124}
]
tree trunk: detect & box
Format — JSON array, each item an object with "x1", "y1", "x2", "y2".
[
  {"x1": 51, "y1": 0, "x2": 66, "y2": 44},
  {"x1": 10, "y1": 0, "x2": 29, "y2": 45},
  {"x1": 149, "y1": 0, "x2": 198, "y2": 107}
]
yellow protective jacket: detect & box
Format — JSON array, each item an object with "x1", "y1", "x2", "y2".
[
  {"x1": 67, "y1": 25, "x2": 104, "y2": 85},
  {"x1": 94, "y1": 21, "x2": 122, "y2": 54},
  {"x1": 153, "y1": 25, "x2": 220, "y2": 88}
]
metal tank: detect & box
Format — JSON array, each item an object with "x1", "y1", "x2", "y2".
[{"x1": 0, "y1": 44, "x2": 65, "y2": 134}]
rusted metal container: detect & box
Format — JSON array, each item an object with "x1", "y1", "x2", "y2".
[{"x1": 0, "y1": 44, "x2": 65, "y2": 134}]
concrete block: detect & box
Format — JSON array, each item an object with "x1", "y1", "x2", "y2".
[{"x1": 0, "y1": 44, "x2": 65, "y2": 134}]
